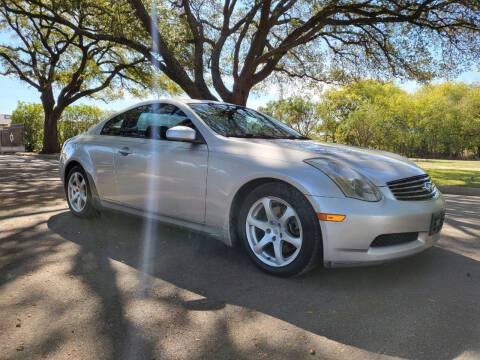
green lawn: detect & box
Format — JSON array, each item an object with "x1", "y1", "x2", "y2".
[{"x1": 411, "y1": 159, "x2": 480, "y2": 188}]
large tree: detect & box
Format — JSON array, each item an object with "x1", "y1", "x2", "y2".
[
  {"x1": 2, "y1": 0, "x2": 480, "y2": 109},
  {"x1": 8, "y1": 0, "x2": 479, "y2": 106},
  {"x1": 0, "y1": 1, "x2": 148, "y2": 153}
]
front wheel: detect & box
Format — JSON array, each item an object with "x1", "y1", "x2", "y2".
[
  {"x1": 66, "y1": 166, "x2": 98, "y2": 218},
  {"x1": 238, "y1": 182, "x2": 322, "y2": 277}
]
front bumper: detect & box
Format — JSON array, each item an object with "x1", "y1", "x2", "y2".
[{"x1": 306, "y1": 188, "x2": 446, "y2": 267}]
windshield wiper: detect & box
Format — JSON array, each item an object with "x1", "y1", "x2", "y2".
[
  {"x1": 224, "y1": 133, "x2": 281, "y2": 139},
  {"x1": 282, "y1": 135, "x2": 310, "y2": 140},
  {"x1": 268, "y1": 135, "x2": 310, "y2": 140}
]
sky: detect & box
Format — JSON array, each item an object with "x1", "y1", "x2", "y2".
[{"x1": 0, "y1": 70, "x2": 479, "y2": 115}]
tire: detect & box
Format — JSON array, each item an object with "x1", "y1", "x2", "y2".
[
  {"x1": 237, "y1": 182, "x2": 322, "y2": 277},
  {"x1": 65, "y1": 165, "x2": 98, "y2": 218}
]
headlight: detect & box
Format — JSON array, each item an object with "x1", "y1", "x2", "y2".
[{"x1": 304, "y1": 157, "x2": 382, "y2": 202}]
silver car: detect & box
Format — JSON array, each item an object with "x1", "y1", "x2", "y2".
[{"x1": 59, "y1": 99, "x2": 446, "y2": 276}]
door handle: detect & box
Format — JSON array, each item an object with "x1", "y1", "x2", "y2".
[{"x1": 118, "y1": 146, "x2": 132, "y2": 156}]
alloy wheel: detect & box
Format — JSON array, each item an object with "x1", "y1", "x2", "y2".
[
  {"x1": 245, "y1": 196, "x2": 303, "y2": 267},
  {"x1": 68, "y1": 171, "x2": 87, "y2": 213}
]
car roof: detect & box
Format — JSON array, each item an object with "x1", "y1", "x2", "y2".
[{"x1": 133, "y1": 97, "x2": 228, "y2": 106}]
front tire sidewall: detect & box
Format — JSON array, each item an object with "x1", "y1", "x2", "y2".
[
  {"x1": 66, "y1": 166, "x2": 96, "y2": 218},
  {"x1": 238, "y1": 182, "x2": 322, "y2": 277}
]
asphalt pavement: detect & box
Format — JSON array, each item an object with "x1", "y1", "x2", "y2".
[{"x1": 0, "y1": 154, "x2": 479, "y2": 360}]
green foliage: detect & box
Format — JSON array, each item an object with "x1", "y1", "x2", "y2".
[
  {"x1": 259, "y1": 80, "x2": 480, "y2": 159},
  {"x1": 11, "y1": 102, "x2": 106, "y2": 152},
  {"x1": 258, "y1": 97, "x2": 320, "y2": 137},
  {"x1": 322, "y1": 80, "x2": 413, "y2": 151},
  {"x1": 57, "y1": 105, "x2": 108, "y2": 146},
  {"x1": 11, "y1": 102, "x2": 44, "y2": 152}
]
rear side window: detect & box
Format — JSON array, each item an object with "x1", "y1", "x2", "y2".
[{"x1": 100, "y1": 115, "x2": 124, "y2": 136}]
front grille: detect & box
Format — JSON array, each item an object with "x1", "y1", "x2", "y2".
[
  {"x1": 371, "y1": 232, "x2": 419, "y2": 247},
  {"x1": 387, "y1": 174, "x2": 436, "y2": 201}
]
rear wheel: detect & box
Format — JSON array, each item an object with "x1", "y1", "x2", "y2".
[
  {"x1": 238, "y1": 182, "x2": 322, "y2": 277},
  {"x1": 66, "y1": 166, "x2": 98, "y2": 218}
]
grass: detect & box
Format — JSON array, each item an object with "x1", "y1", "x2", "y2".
[{"x1": 411, "y1": 158, "x2": 480, "y2": 188}]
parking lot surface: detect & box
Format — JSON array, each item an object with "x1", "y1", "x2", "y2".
[{"x1": 1, "y1": 154, "x2": 479, "y2": 360}]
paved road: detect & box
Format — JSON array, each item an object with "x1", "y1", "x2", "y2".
[{"x1": 0, "y1": 154, "x2": 479, "y2": 360}]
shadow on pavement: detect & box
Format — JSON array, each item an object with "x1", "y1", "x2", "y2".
[
  {"x1": 69, "y1": 238, "x2": 156, "y2": 360},
  {"x1": 0, "y1": 156, "x2": 63, "y2": 210},
  {"x1": 47, "y1": 208, "x2": 480, "y2": 360}
]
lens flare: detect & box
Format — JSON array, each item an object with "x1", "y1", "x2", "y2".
[{"x1": 126, "y1": 5, "x2": 161, "y2": 359}]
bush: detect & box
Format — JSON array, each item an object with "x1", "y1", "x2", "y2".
[
  {"x1": 10, "y1": 102, "x2": 107, "y2": 152},
  {"x1": 57, "y1": 105, "x2": 107, "y2": 146},
  {"x1": 11, "y1": 102, "x2": 44, "y2": 152}
]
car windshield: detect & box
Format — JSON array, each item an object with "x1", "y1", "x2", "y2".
[{"x1": 189, "y1": 103, "x2": 309, "y2": 139}]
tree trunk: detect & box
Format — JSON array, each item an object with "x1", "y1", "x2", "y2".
[
  {"x1": 40, "y1": 88, "x2": 62, "y2": 154},
  {"x1": 231, "y1": 80, "x2": 251, "y2": 106},
  {"x1": 41, "y1": 110, "x2": 61, "y2": 153}
]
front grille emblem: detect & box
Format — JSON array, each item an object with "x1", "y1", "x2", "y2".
[{"x1": 423, "y1": 182, "x2": 432, "y2": 192}]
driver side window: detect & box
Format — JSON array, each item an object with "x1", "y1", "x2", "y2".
[{"x1": 137, "y1": 103, "x2": 194, "y2": 140}]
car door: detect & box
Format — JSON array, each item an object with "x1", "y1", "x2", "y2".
[
  {"x1": 113, "y1": 103, "x2": 208, "y2": 224},
  {"x1": 88, "y1": 114, "x2": 125, "y2": 200},
  {"x1": 106, "y1": 105, "x2": 150, "y2": 206}
]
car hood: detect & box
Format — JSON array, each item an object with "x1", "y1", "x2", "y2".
[{"x1": 268, "y1": 139, "x2": 425, "y2": 186}]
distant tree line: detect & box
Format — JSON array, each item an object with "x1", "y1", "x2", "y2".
[
  {"x1": 11, "y1": 103, "x2": 109, "y2": 152},
  {"x1": 259, "y1": 81, "x2": 480, "y2": 159}
]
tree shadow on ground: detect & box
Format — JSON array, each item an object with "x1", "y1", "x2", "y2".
[
  {"x1": 0, "y1": 156, "x2": 63, "y2": 210},
  {"x1": 48, "y1": 206, "x2": 480, "y2": 360},
  {"x1": 0, "y1": 218, "x2": 63, "y2": 287},
  {"x1": 68, "y1": 233, "x2": 156, "y2": 360},
  {"x1": 0, "y1": 215, "x2": 157, "y2": 360},
  {"x1": 439, "y1": 195, "x2": 480, "y2": 259}
]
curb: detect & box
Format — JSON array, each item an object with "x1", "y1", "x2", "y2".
[
  {"x1": 9, "y1": 152, "x2": 60, "y2": 159},
  {"x1": 438, "y1": 186, "x2": 480, "y2": 197}
]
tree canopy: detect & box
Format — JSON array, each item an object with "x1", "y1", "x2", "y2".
[
  {"x1": 3, "y1": 0, "x2": 480, "y2": 106},
  {"x1": 0, "y1": 0, "x2": 149, "y2": 152}
]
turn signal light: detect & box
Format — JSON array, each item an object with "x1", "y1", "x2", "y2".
[{"x1": 317, "y1": 213, "x2": 346, "y2": 222}]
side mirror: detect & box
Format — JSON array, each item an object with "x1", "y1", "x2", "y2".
[{"x1": 166, "y1": 125, "x2": 197, "y2": 142}]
